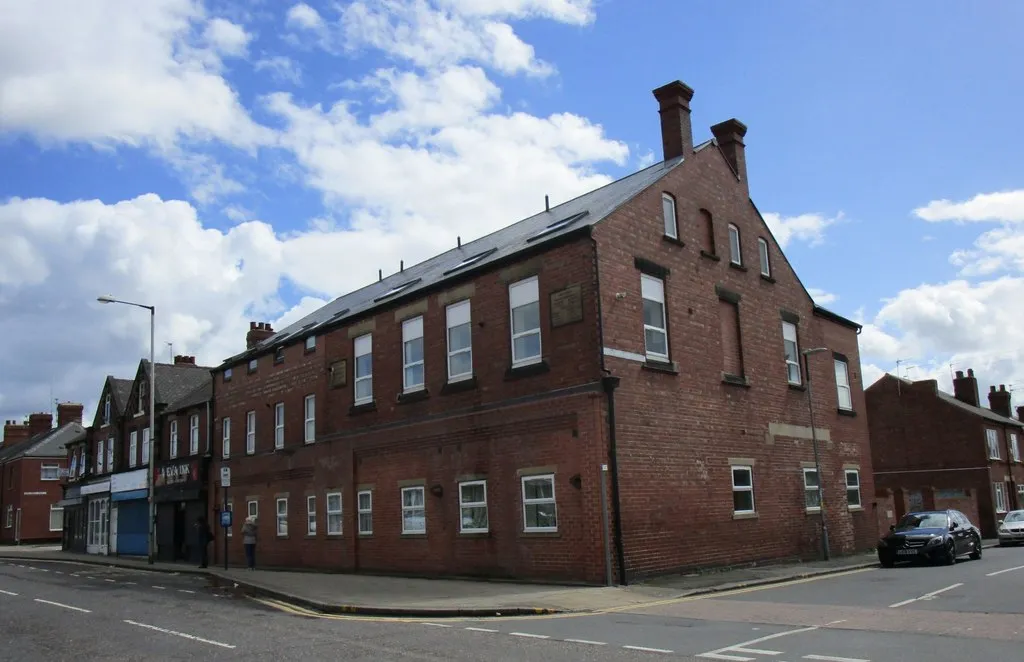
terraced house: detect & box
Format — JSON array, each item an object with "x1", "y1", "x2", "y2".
[{"x1": 210, "y1": 78, "x2": 874, "y2": 584}]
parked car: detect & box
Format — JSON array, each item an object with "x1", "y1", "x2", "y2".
[
  {"x1": 998, "y1": 510, "x2": 1024, "y2": 546},
  {"x1": 877, "y1": 509, "x2": 982, "y2": 568}
]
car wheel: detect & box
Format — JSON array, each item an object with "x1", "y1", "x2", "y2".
[
  {"x1": 970, "y1": 536, "x2": 982, "y2": 560},
  {"x1": 880, "y1": 557, "x2": 895, "y2": 568},
  {"x1": 943, "y1": 540, "x2": 957, "y2": 565}
]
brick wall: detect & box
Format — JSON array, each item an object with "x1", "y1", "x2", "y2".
[
  {"x1": 0, "y1": 456, "x2": 66, "y2": 543},
  {"x1": 161, "y1": 404, "x2": 211, "y2": 462},
  {"x1": 593, "y1": 143, "x2": 875, "y2": 580}
]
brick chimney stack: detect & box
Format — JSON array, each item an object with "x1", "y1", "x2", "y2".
[
  {"x1": 1017, "y1": 405, "x2": 1024, "y2": 422},
  {"x1": 711, "y1": 118, "x2": 749, "y2": 194},
  {"x1": 952, "y1": 369, "x2": 980, "y2": 408},
  {"x1": 173, "y1": 355, "x2": 196, "y2": 365},
  {"x1": 246, "y1": 321, "x2": 275, "y2": 349},
  {"x1": 56, "y1": 403, "x2": 84, "y2": 427},
  {"x1": 989, "y1": 384, "x2": 1012, "y2": 418},
  {"x1": 27, "y1": 412, "x2": 53, "y2": 438},
  {"x1": 652, "y1": 80, "x2": 695, "y2": 162},
  {"x1": 2, "y1": 419, "x2": 31, "y2": 448}
]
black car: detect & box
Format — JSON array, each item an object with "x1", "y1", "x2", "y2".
[{"x1": 877, "y1": 509, "x2": 983, "y2": 568}]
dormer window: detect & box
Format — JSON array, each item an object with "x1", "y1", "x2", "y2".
[{"x1": 662, "y1": 194, "x2": 678, "y2": 239}]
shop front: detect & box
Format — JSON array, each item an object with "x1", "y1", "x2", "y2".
[
  {"x1": 58, "y1": 484, "x2": 86, "y2": 553},
  {"x1": 110, "y1": 468, "x2": 149, "y2": 557},
  {"x1": 154, "y1": 457, "x2": 209, "y2": 564},
  {"x1": 80, "y1": 479, "x2": 111, "y2": 555}
]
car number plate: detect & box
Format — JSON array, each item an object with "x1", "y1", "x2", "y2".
[{"x1": 897, "y1": 549, "x2": 917, "y2": 556}]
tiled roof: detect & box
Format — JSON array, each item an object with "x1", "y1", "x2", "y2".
[
  {"x1": 142, "y1": 361, "x2": 213, "y2": 408},
  {"x1": 110, "y1": 378, "x2": 133, "y2": 415},
  {"x1": 166, "y1": 380, "x2": 212, "y2": 414},
  {"x1": 936, "y1": 390, "x2": 1024, "y2": 428},
  {"x1": 218, "y1": 155, "x2": 687, "y2": 368},
  {"x1": 0, "y1": 422, "x2": 86, "y2": 463}
]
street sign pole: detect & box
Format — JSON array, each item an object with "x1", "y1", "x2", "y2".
[{"x1": 220, "y1": 467, "x2": 231, "y2": 571}]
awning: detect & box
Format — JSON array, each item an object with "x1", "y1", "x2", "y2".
[
  {"x1": 111, "y1": 488, "x2": 148, "y2": 502},
  {"x1": 56, "y1": 498, "x2": 83, "y2": 507}
]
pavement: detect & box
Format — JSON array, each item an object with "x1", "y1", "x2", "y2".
[{"x1": 3, "y1": 540, "x2": 1023, "y2": 661}]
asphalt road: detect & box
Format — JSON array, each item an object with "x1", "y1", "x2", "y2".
[{"x1": 4, "y1": 547, "x2": 1024, "y2": 661}]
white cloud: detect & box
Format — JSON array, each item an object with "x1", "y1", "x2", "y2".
[
  {"x1": 0, "y1": 0, "x2": 272, "y2": 151},
  {"x1": 437, "y1": 0, "x2": 595, "y2": 24},
  {"x1": 254, "y1": 55, "x2": 303, "y2": 85},
  {"x1": 914, "y1": 189, "x2": 1024, "y2": 223},
  {"x1": 762, "y1": 211, "x2": 841, "y2": 249},
  {"x1": 203, "y1": 18, "x2": 251, "y2": 58},
  {"x1": 286, "y1": 3, "x2": 326, "y2": 31},
  {"x1": 806, "y1": 288, "x2": 837, "y2": 305}
]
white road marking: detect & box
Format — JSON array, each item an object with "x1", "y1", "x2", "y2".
[
  {"x1": 734, "y1": 647, "x2": 783, "y2": 655},
  {"x1": 624, "y1": 645, "x2": 674, "y2": 653},
  {"x1": 104, "y1": 579, "x2": 116, "y2": 583},
  {"x1": 123, "y1": 582, "x2": 136, "y2": 585},
  {"x1": 34, "y1": 598, "x2": 91, "y2": 613},
  {"x1": 178, "y1": 589, "x2": 195, "y2": 594},
  {"x1": 510, "y1": 632, "x2": 550, "y2": 639},
  {"x1": 464, "y1": 627, "x2": 497, "y2": 633},
  {"x1": 986, "y1": 564, "x2": 1024, "y2": 577},
  {"x1": 55, "y1": 571, "x2": 64, "y2": 575},
  {"x1": 124, "y1": 620, "x2": 236, "y2": 649},
  {"x1": 888, "y1": 582, "x2": 962, "y2": 608},
  {"x1": 804, "y1": 655, "x2": 870, "y2": 662},
  {"x1": 421, "y1": 623, "x2": 451, "y2": 628},
  {"x1": 0, "y1": 589, "x2": 18, "y2": 596},
  {"x1": 564, "y1": 638, "x2": 607, "y2": 646},
  {"x1": 38, "y1": 568, "x2": 49, "y2": 572},
  {"x1": 699, "y1": 625, "x2": 822, "y2": 661},
  {"x1": 152, "y1": 586, "x2": 166, "y2": 590}
]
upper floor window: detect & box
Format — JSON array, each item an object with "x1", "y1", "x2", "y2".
[
  {"x1": 834, "y1": 358, "x2": 852, "y2": 410},
  {"x1": 757, "y1": 237, "x2": 771, "y2": 277},
  {"x1": 189, "y1": 414, "x2": 200, "y2": 454},
  {"x1": 305, "y1": 335, "x2": 316, "y2": 352},
  {"x1": 728, "y1": 223, "x2": 742, "y2": 266},
  {"x1": 106, "y1": 436, "x2": 114, "y2": 472},
  {"x1": 402, "y1": 316, "x2": 425, "y2": 393},
  {"x1": 129, "y1": 431, "x2": 138, "y2": 468},
  {"x1": 169, "y1": 420, "x2": 179, "y2": 458},
  {"x1": 246, "y1": 410, "x2": 256, "y2": 455},
  {"x1": 304, "y1": 395, "x2": 315, "y2": 443},
  {"x1": 641, "y1": 274, "x2": 668, "y2": 362},
  {"x1": 509, "y1": 276, "x2": 541, "y2": 367},
  {"x1": 222, "y1": 417, "x2": 231, "y2": 459},
  {"x1": 137, "y1": 381, "x2": 146, "y2": 415},
  {"x1": 1011, "y1": 433, "x2": 1021, "y2": 463},
  {"x1": 103, "y1": 394, "x2": 111, "y2": 424},
  {"x1": 96, "y1": 439, "x2": 104, "y2": 473},
  {"x1": 69, "y1": 453, "x2": 78, "y2": 478},
  {"x1": 141, "y1": 428, "x2": 151, "y2": 465},
  {"x1": 274, "y1": 346, "x2": 285, "y2": 364},
  {"x1": 986, "y1": 429, "x2": 1001, "y2": 460},
  {"x1": 40, "y1": 464, "x2": 59, "y2": 481},
  {"x1": 446, "y1": 300, "x2": 473, "y2": 382},
  {"x1": 224, "y1": 367, "x2": 233, "y2": 382},
  {"x1": 248, "y1": 358, "x2": 257, "y2": 374},
  {"x1": 662, "y1": 193, "x2": 678, "y2": 239},
  {"x1": 353, "y1": 333, "x2": 373, "y2": 405},
  {"x1": 782, "y1": 321, "x2": 801, "y2": 385},
  {"x1": 274, "y1": 403, "x2": 285, "y2": 449}
]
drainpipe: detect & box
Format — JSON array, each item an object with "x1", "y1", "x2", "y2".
[{"x1": 590, "y1": 232, "x2": 627, "y2": 585}]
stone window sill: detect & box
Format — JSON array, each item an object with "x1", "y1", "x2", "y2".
[
  {"x1": 520, "y1": 531, "x2": 560, "y2": 538},
  {"x1": 788, "y1": 383, "x2": 807, "y2": 392},
  {"x1": 441, "y1": 377, "x2": 478, "y2": 395},
  {"x1": 700, "y1": 250, "x2": 721, "y2": 262},
  {"x1": 642, "y1": 359, "x2": 679, "y2": 375},
  {"x1": 729, "y1": 262, "x2": 748, "y2": 273},
  {"x1": 349, "y1": 402, "x2": 377, "y2": 416},
  {"x1": 722, "y1": 373, "x2": 750, "y2": 388},
  {"x1": 397, "y1": 388, "x2": 429, "y2": 405},
  {"x1": 662, "y1": 235, "x2": 685, "y2": 248},
  {"x1": 733, "y1": 512, "x2": 758, "y2": 520},
  {"x1": 505, "y1": 360, "x2": 550, "y2": 381},
  {"x1": 760, "y1": 274, "x2": 776, "y2": 284},
  {"x1": 837, "y1": 408, "x2": 857, "y2": 417},
  {"x1": 400, "y1": 533, "x2": 427, "y2": 539}
]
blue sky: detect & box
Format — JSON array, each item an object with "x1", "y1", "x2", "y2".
[{"x1": 3, "y1": 0, "x2": 1024, "y2": 427}]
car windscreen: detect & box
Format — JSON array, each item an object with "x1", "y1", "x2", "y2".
[
  {"x1": 1005, "y1": 511, "x2": 1024, "y2": 523},
  {"x1": 896, "y1": 513, "x2": 948, "y2": 530}
]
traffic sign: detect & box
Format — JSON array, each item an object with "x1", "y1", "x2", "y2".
[
  {"x1": 220, "y1": 466, "x2": 231, "y2": 487},
  {"x1": 220, "y1": 509, "x2": 233, "y2": 528}
]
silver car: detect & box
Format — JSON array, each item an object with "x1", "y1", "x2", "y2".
[{"x1": 998, "y1": 510, "x2": 1024, "y2": 546}]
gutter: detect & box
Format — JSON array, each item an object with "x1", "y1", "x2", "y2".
[{"x1": 590, "y1": 231, "x2": 627, "y2": 585}]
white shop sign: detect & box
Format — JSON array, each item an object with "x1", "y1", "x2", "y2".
[
  {"x1": 80, "y1": 480, "x2": 111, "y2": 496},
  {"x1": 110, "y1": 469, "x2": 149, "y2": 493}
]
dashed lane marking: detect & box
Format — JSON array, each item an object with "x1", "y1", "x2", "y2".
[
  {"x1": 564, "y1": 638, "x2": 607, "y2": 646},
  {"x1": 0, "y1": 589, "x2": 18, "y2": 596},
  {"x1": 178, "y1": 590, "x2": 195, "y2": 594},
  {"x1": 104, "y1": 579, "x2": 116, "y2": 583},
  {"x1": 698, "y1": 625, "x2": 823, "y2": 661},
  {"x1": 124, "y1": 620, "x2": 236, "y2": 649},
  {"x1": 152, "y1": 586, "x2": 166, "y2": 590},
  {"x1": 421, "y1": 623, "x2": 452, "y2": 628},
  {"x1": 34, "y1": 598, "x2": 91, "y2": 613},
  {"x1": 623, "y1": 645, "x2": 674, "y2": 654},
  {"x1": 510, "y1": 632, "x2": 550, "y2": 639},
  {"x1": 464, "y1": 627, "x2": 498, "y2": 633},
  {"x1": 888, "y1": 583, "x2": 962, "y2": 608},
  {"x1": 986, "y1": 564, "x2": 1024, "y2": 577}
]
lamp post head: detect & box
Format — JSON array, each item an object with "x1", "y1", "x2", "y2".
[{"x1": 97, "y1": 295, "x2": 116, "y2": 304}]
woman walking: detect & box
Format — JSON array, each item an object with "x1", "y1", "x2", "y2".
[{"x1": 242, "y1": 515, "x2": 258, "y2": 570}]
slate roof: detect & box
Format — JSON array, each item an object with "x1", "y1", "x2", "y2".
[
  {"x1": 110, "y1": 378, "x2": 133, "y2": 415},
  {"x1": 219, "y1": 155, "x2": 687, "y2": 368},
  {"x1": 0, "y1": 422, "x2": 86, "y2": 464},
  {"x1": 166, "y1": 380, "x2": 213, "y2": 414},
  {"x1": 136, "y1": 360, "x2": 214, "y2": 409},
  {"x1": 870, "y1": 373, "x2": 1023, "y2": 428}
]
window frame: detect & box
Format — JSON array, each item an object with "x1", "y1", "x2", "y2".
[
  {"x1": 49, "y1": 505, "x2": 64, "y2": 532},
  {"x1": 994, "y1": 481, "x2": 1008, "y2": 513},
  {"x1": 248, "y1": 358, "x2": 258, "y2": 374},
  {"x1": 521, "y1": 474, "x2": 558, "y2": 533},
  {"x1": 757, "y1": 237, "x2": 771, "y2": 277},
  {"x1": 401, "y1": 486, "x2": 426, "y2": 535},
  {"x1": 986, "y1": 428, "x2": 1001, "y2": 460},
  {"x1": 326, "y1": 492, "x2": 343, "y2": 536},
  {"x1": 40, "y1": 464, "x2": 59, "y2": 481},
  {"x1": 188, "y1": 414, "x2": 199, "y2": 455},
  {"x1": 305, "y1": 335, "x2": 316, "y2": 352},
  {"x1": 276, "y1": 497, "x2": 288, "y2": 537},
  {"x1": 222, "y1": 417, "x2": 231, "y2": 459},
  {"x1": 106, "y1": 436, "x2": 113, "y2": 472},
  {"x1": 782, "y1": 321, "x2": 801, "y2": 386},
  {"x1": 509, "y1": 276, "x2": 542, "y2": 367},
  {"x1": 246, "y1": 410, "x2": 256, "y2": 455},
  {"x1": 834, "y1": 358, "x2": 853, "y2": 411},
  {"x1": 458, "y1": 480, "x2": 489, "y2": 534},
  {"x1": 353, "y1": 333, "x2": 374, "y2": 405},
  {"x1": 446, "y1": 300, "x2": 473, "y2": 382},
  {"x1": 357, "y1": 490, "x2": 373, "y2": 535},
  {"x1": 727, "y1": 223, "x2": 742, "y2": 265},
  {"x1": 731, "y1": 465, "x2": 755, "y2": 515},
  {"x1": 640, "y1": 274, "x2": 669, "y2": 362},
  {"x1": 304, "y1": 395, "x2": 315, "y2": 443},
  {"x1": 247, "y1": 500, "x2": 258, "y2": 519},
  {"x1": 306, "y1": 495, "x2": 316, "y2": 536},
  {"x1": 141, "y1": 427, "x2": 151, "y2": 465},
  {"x1": 662, "y1": 192, "x2": 678, "y2": 239},
  {"x1": 845, "y1": 469, "x2": 862, "y2": 509},
  {"x1": 96, "y1": 438, "x2": 104, "y2": 473},
  {"x1": 128, "y1": 431, "x2": 137, "y2": 468},
  {"x1": 169, "y1": 420, "x2": 179, "y2": 459},
  {"x1": 103, "y1": 394, "x2": 111, "y2": 424},
  {"x1": 803, "y1": 468, "x2": 820, "y2": 511},
  {"x1": 1012, "y1": 433, "x2": 1021, "y2": 463},
  {"x1": 274, "y1": 402, "x2": 285, "y2": 449},
  {"x1": 402, "y1": 316, "x2": 426, "y2": 393}
]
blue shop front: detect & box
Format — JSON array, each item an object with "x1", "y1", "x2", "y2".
[{"x1": 109, "y1": 468, "x2": 149, "y2": 557}]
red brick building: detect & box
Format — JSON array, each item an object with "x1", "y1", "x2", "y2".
[
  {"x1": 866, "y1": 369, "x2": 1024, "y2": 538},
  {"x1": 210, "y1": 78, "x2": 874, "y2": 584},
  {"x1": 1, "y1": 405, "x2": 84, "y2": 544}
]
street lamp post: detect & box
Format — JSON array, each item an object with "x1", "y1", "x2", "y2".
[
  {"x1": 98, "y1": 295, "x2": 157, "y2": 565},
  {"x1": 802, "y1": 346, "x2": 831, "y2": 562}
]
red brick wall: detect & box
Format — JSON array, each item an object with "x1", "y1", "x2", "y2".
[
  {"x1": 211, "y1": 237, "x2": 611, "y2": 581},
  {"x1": 161, "y1": 405, "x2": 211, "y2": 462},
  {"x1": 0, "y1": 456, "x2": 66, "y2": 543},
  {"x1": 593, "y1": 145, "x2": 875, "y2": 580}
]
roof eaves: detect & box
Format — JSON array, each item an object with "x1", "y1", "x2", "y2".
[{"x1": 813, "y1": 305, "x2": 862, "y2": 332}]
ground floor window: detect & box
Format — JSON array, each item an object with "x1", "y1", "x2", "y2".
[
  {"x1": 357, "y1": 490, "x2": 372, "y2": 535},
  {"x1": 87, "y1": 498, "x2": 108, "y2": 548},
  {"x1": 731, "y1": 466, "x2": 755, "y2": 514},
  {"x1": 521, "y1": 474, "x2": 557, "y2": 532},
  {"x1": 845, "y1": 470, "x2": 861, "y2": 508},
  {"x1": 4, "y1": 505, "x2": 12, "y2": 528},
  {"x1": 276, "y1": 497, "x2": 288, "y2": 537},
  {"x1": 49, "y1": 505, "x2": 64, "y2": 532},
  {"x1": 401, "y1": 486, "x2": 426, "y2": 534},
  {"x1": 459, "y1": 480, "x2": 488, "y2": 533}
]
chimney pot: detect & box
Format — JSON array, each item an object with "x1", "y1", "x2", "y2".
[
  {"x1": 989, "y1": 381, "x2": 1013, "y2": 418},
  {"x1": 1000, "y1": 384, "x2": 1007, "y2": 392},
  {"x1": 955, "y1": 370, "x2": 964, "y2": 379},
  {"x1": 250, "y1": 321, "x2": 257, "y2": 330},
  {"x1": 711, "y1": 118, "x2": 749, "y2": 193},
  {"x1": 246, "y1": 321, "x2": 276, "y2": 349},
  {"x1": 652, "y1": 80, "x2": 695, "y2": 162},
  {"x1": 953, "y1": 368, "x2": 981, "y2": 407},
  {"x1": 991, "y1": 385, "x2": 997, "y2": 393},
  {"x1": 968, "y1": 368, "x2": 975, "y2": 377}
]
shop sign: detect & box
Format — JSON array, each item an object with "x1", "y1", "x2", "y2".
[
  {"x1": 110, "y1": 468, "x2": 149, "y2": 493},
  {"x1": 155, "y1": 459, "x2": 199, "y2": 488},
  {"x1": 80, "y1": 480, "x2": 111, "y2": 496}
]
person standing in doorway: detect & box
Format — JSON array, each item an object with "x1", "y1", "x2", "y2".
[
  {"x1": 242, "y1": 515, "x2": 257, "y2": 570},
  {"x1": 194, "y1": 516, "x2": 213, "y2": 568}
]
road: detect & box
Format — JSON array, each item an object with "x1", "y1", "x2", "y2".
[{"x1": 4, "y1": 546, "x2": 1024, "y2": 661}]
